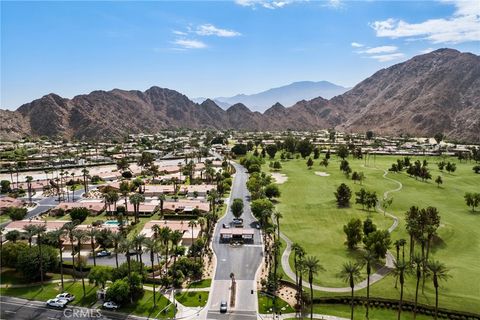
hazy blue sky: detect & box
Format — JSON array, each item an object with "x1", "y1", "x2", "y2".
[{"x1": 1, "y1": 0, "x2": 479, "y2": 109}]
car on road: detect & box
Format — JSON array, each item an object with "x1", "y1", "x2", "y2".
[
  {"x1": 96, "y1": 250, "x2": 111, "y2": 257},
  {"x1": 46, "y1": 298, "x2": 68, "y2": 309},
  {"x1": 103, "y1": 301, "x2": 120, "y2": 310},
  {"x1": 220, "y1": 301, "x2": 228, "y2": 313},
  {"x1": 56, "y1": 292, "x2": 75, "y2": 302},
  {"x1": 222, "y1": 223, "x2": 230, "y2": 229}
]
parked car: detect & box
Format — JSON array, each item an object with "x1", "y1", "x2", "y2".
[
  {"x1": 46, "y1": 298, "x2": 68, "y2": 309},
  {"x1": 220, "y1": 301, "x2": 228, "y2": 313},
  {"x1": 96, "y1": 250, "x2": 111, "y2": 257},
  {"x1": 222, "y1": 223, "x2": 230, "y2": 229},
  {"x1": 56, "y1": 292, "x2": 75, "y2": 302},
  {"x1": 103, "y1": 301, "x2": 120, "y2": 310}
]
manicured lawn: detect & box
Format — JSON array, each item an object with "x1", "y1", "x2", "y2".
[
  {"x1": 0, "y1": 279, "x2": 174, "y2": 318},
  {"x1": 120, "y1": 291, "x2": 174, "y2": 318},
  {"x1": 187, "y1": 278, "x2": 212, "y2": 289},
  {"x1": 285, "y1": 303, "x2": 434, "y2": 320},
  {"x1": 0, "y1": 268, "x2": 72, "y2": 285},
  {"x1": 258, "y1": 293, "x2": 295, "y2": 314},
  {"x1": 0, "y1": 215, "x2": 11, "y2": 223},
  {"x1": 267, "y1": 154, "x2": 480, "y2": 314},
  {"x1": 175, "y1": 291, "x2": 209, "y2": 307},
  {"x1": 0, "y1": 281, "x2": 98, "y2": 307}
]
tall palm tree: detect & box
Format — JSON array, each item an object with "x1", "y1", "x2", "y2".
[
  {"x1": 188, "y1": 220, "x2": 197, "y2": 255},
  {"x1": 274, "y1": 211, "x2": 283, "y2": 240},
  {"x1": 25, "y1": 176, "x2": 33, "y2": 204},
  {"x1": 411, "y1": 254, "x2": 423, "y2": 320},
  {"x1": 144, "y1": 238, "x2": 159, "y2": 307},
  {"x1": 51, "y1": 228, "x2": 66, "y2": 290},
  {"x1": 119, "y1": 181, "x2": 131, "y2": 221},
  {"x1": 119, "y1": 238, "x2": 135, "y2": 303},
  {"x1": 338, "y1": 261, "x2": 362, "y2": 320},
  {"x1": 393, "y1": 260, "x2": 408, "y2": 320},
  {"x1": 73, "y1": 230, "x2": 87, "y2": 296},
  {"x1": 159, "y1": 226, "x2": 171, "y2": 279},
  {"x1": 296, "y1": 258, "x2": 306, "y2": 314},
  {"x1": 129, "y1": 193, "x2": 145, "y2": 224},
  {"x1": 81, "y1": 167, "x2": 89, "y2": 195},
  {"x1": 86, "y1": 228, "x2": 98, "y2": 266},
  {"x1": 70, "y1": 172, "x2": 76, "y2": 201},
  {"x1": 33, "y1": 224, "x2": 47, "y2": 285},
  {"x1": 170, "y1": 230, "x2": 183, "y2": 270},
  {"x1": 303, "y1": 256, "x2": 324, "y2": 320},
  {"x1": 361, "y1": 250, "x2": 375, "y2": 320},
  {"x1": 158, "y1": 193, "x2": 166, "y2": 217},
  {"x1": 23, "y1": 224, "x2": 37, "y2": 248},
  {"x1": 63, "y1": 221, "x2": 78, "y2": 281},
  {"x1": 427, "y1": 260, "x2": 450, "y2": 320},
  {"x1": 109, "y1": 232, "x2": 124, "y2": 269},
  {"x1": 133, "y1": 233, "x2": 147, "y2": 273},
  {"x1": 291, "y1": 243, "x2": 305, "y2": 292}
]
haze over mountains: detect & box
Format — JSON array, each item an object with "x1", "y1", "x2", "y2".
[
  {"x1": 1, "y1": 49, "x2": 479, "y2": 142},
  {"x1": 193, "y1": 81, "x2": 349, "y2": 112}
]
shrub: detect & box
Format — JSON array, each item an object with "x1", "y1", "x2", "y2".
[
  {"x1": 69, "y1": 207, "x2": 89, "y2": 222},
  {"x1": 106, "y1": 279, "x2": 130, "y2": 304},
  {"x1": 7, "y1": 207, "x2": 27, "y2": 220}
]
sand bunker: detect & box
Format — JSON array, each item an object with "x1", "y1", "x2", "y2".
[
  {"x1": 315, "y1": 171, "x2": 330, "y2": 177},
  {"x1": 271, "y1": 172, "x2": 288, "y2": 184}
]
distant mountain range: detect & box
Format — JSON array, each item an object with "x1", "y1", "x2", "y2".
[
  {"x1": 1, "y1": 48, "x2": 479, "y2": 142},
  {"x1": 193, "y1": 81, "x2": 349, "y2": 112}
]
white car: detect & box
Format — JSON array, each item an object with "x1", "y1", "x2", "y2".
[
  {"x1": 56, "y1": 292, "x2": 75, "y2": 302},
  {"x1": 103, "y1": 301, "x2": 120, "y2": 310},
  {"x1": 46, "y1": 298, "x2": 68, "y2": 308}
]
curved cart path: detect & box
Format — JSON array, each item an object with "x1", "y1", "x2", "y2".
[{"x1": 280, "y1": 166, "x2": 403, "y2": 292}]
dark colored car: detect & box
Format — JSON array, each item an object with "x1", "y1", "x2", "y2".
[{"x1": 220, "y1": 301, "x2": 228, "y2": 313}]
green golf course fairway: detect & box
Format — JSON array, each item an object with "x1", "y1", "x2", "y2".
[{"x1": 267, "y1": 154, "x2": 479, "y2": 314}]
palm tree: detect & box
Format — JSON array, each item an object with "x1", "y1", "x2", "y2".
[
  {"x1": 274, "y1": 211, "x2": 283, "y2": 240},
  {"x1": 361, "y1": 250, "x2": 375, "y2": 320},
  {"x1": 159, "y1": 226, "x2": 171, "y2": 279},
  {"x1": 63, "y1": 221, "x2": 78, "y2": 281},
  {"x1": 158, "y1": 193, "x2": 166, "y2": 217},
  {"x1": 86, "y1": 228, "x2": 98, "y2": 266},
  {"x1": 393, "y1": 260, "x2": 408, "y2": 320},
  {"x1": 338, "y1": 261, "x2": 362, "y2": 320},
  {"x1": 119, "y1": 238, "x2": 135, "y2": 303},
  {"x1": 73, "y1": 230, "x2": 87, "y2": 296},
  {"x1": 70, "y1": 172, "x2": 76, "y2": 201},
  {"x1": 303, "y1": 256, "x2": 324, "y2": 320},
  {"x1": 120, "y1": 181, "x2": 131, "y2": 221},
  {"x1": 144, "y1": 238, "x2": 159, "y2": 307},
  {"x1": 33, "y1": 224, "x2": 47, "y2": 285},
  {"x1": 427, "y1": 260, "x2": 450, "y2": 320},
  {"x1": 291, "y1": 243, "x2": 305, "y2": 309},
  {"x1": 51, "y1": 229, "x2": 66, "y2": 290},
  {"x1": 25, "y1": 176, "x2": 33, "y2": 204},
  {"x1": 109, "y1": 232, "x2": 123, "y2": 269},
  {"x1": 129, "y1": 193, "x2": 145, "y2": 224},
  {"x1": 81, "y1": 167, "x2": 89, "y2": 195},
  {"x1": 133, "y1": 233, "x2": 147, "y2": 273},
  {"x1": 170, "y1": 230, "x2": 183, "y2": 270},
  {"x1": 23, "y1": 224, "x2": 37, "y2": 248},
  {"x1": 188, "y1": 220, "x2": 197, "y2": 253},
  {"x1": 411, "y1": 254, "x2": 423, "y2": 320}
]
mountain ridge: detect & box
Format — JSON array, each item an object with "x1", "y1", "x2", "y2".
[{"x1": 1, "y1": 48, "x2": 479, "y2": 142}]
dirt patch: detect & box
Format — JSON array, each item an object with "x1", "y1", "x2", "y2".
[
  {"x1": 271, "y1": 172, "x2": 288, "y2": 184},
  {"x1": 315, "y1": 171, "x2": 330, "y2": 177}
]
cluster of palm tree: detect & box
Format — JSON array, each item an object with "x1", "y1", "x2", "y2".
[{"x1": 291, "y1": 241, "x2": 450, "y2": 320}]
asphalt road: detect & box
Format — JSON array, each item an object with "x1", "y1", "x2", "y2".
[
  {"x1": 207, "y1": 162, "x2": 263, "y2": 320},
  {"x1": 0, "y1": 296, "x2": 139, "y2": 320}
]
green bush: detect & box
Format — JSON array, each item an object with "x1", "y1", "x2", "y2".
[
  {"x1": 69, "y1": 207, "x2": 89, "y2": 222},
  {"x1": 7, "y1": 207, "x2": 27, "y2": 221}
]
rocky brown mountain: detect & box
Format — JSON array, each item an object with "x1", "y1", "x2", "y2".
[{"x1": 1, "y1": 48, "x2": 479, "y2": 142}]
